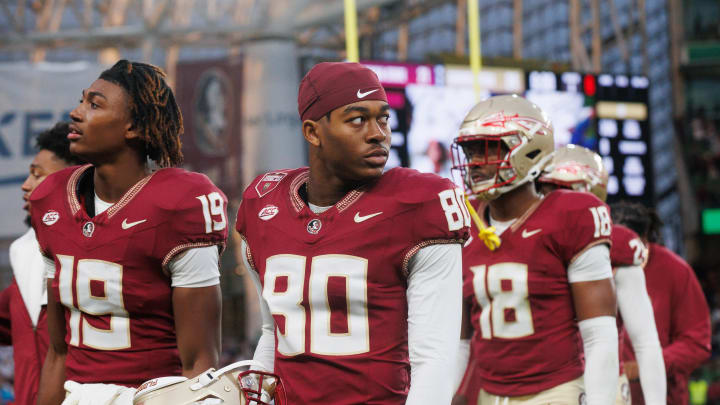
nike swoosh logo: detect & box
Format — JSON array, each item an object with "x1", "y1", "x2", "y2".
[
  {"x1": 521, "y1": 228, "x2": 542, "y2": 238},
  {"x1": 356, "y1": 89, "x2": 378, "y2": 98},
  {"x1": 354, "y1": 211, "x2": 383, "y2": 223},
  {"x1": 122, "y1": 218, "x2": 147, "y2": 230}
]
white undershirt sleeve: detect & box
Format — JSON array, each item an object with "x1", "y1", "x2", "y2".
[
  {"x1": 569, "y1": 244, "x2": 618, "y2": 405},
  {"x1": 405, "y1": 243, "x2": 463, "y2": 405},
  {"x1": 240, "y1": 240, "x2": 275, "y2": 372},
  {"x1": 578, "y1": 316, "x2": 619, "y2": 405},
  {"x1": 567, "y1": 244, "x2": 613, "y2": 283},
  {"x1": 43, "y1": 255, "x2": 55, "y2": 279},
  {"x1": 167, "y1": 246, "x2": 220, "y2": 287},
  {"x1": 615, "y1": 265, "x2": 666, "y2": 405}
]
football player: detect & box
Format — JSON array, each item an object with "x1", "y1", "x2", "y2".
[
  {"x1": 0, "y1": 122, "x2": 83, "y2": 405},
  {"x1": 453, "y1": 95, "x2": 618, "y2": 405},
  {"x1": 32, "y1": 60, "x2": 228, "y2": 405},
  {"x1": 235, "y1": 62, "x2": 470, "y2": 404},
  {"x1": 537, "y1": 145, "x2": 666, "y2": 405},
  {"x1": 611, "y1": 202, "x2": 711, "y2": 405}
]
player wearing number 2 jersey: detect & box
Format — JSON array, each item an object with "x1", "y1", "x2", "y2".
[
  {"x1": 235, "y1": 62, "x2": 469, "y2": 405},
  {"x1": 32, "y1": 61, "x2": 228, "y2": 405},
  {"x1": 451, "y1": 95, "x2": 618, "y2": 405},
  {"x1": 538, "y1": 145, "x2": 666, "y2": 405}
]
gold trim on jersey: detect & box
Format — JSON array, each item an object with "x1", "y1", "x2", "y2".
[
  {"x1": 162, "y1": 241, "x2": 226, "y2": 269},
  {"x1": 66, "y1": 164, "x2": 158, "y2": 219},
  {"x1": 401, "y1": 238, "x2": 466, "y2": 277},
  {"x1": 288, "y1": 169, "x2": 364, "y2": 214}
]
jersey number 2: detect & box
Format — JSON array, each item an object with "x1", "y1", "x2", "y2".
[{"x1": 56, "y1": 255, "x2": 130, "y2": 350}]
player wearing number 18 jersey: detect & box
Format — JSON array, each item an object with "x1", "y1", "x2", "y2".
[
  {"x1": 236, "y1": 62, "x2": 469, "y2": 405},
  {"x1": 32, "y1": 61, "x2": 228, "y2": 405},
  {"x1": 452, "y1": 95, "x2": 618, "y2": 405}
]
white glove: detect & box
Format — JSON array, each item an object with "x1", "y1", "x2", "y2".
[{"x1": 62, "y1": 381, "x2": 136, "y2": 405}]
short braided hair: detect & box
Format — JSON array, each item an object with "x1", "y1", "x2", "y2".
[
  {"x1": 35, "y1": 121, "x2": 84, "y2": 165},
  {"x1": 610, "y1": 201, "x2": 663, "y2": 243},
  {"x1": 99, "y1": 60, "x2": 183, "y2": 167}
]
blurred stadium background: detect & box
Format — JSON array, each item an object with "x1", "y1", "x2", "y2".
[{"x1": 0, "y1": 0, "x2": 718, "y2": 402}]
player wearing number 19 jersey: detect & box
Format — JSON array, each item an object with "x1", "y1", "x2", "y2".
[
  {"x1": 31, "y1": 165, "x2": 227, "y2": 386},
  {"x1": 452, "y1": 95, "x2": 618, "y2": 405},
  {"x1": 236, "y1": 62, "x2": 469, "y2": 405},
  {"x1": 32, "y1": 60, "x2": 228, "y2": 405}
]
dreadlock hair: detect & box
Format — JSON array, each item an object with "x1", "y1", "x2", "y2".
[
  {"x1": 99, "y1": 60, "x2": 183, "y2": 167},
  {"x1": 35, "y1": 121, "x2": 84, "y2": 166},
  {"x1": 610, "y1": 201, "x2": 663, "y2": 243}
]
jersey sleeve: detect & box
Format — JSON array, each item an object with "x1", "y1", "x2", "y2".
[
  {"x1": 158, "y1": 174, "x2": 229, "y2": 267},
  {"x1": 402, "y1": 175, "x2": 470, "y2": 274},
  {"x1": 29, "y1": 167, "x2": 75, "y2": 259},
  {"x1": 610, "y1": 224, "x2": 647, "y2": 268},
  {"x1": 552, "y1": 191, "x2": 612, "y2": 265}
]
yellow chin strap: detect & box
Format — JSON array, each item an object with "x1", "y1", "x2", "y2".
[{"x1": 464, "y1": 195, "x2": 501, "y2": 251}]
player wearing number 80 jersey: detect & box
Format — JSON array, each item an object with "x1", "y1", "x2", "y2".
[
  {"x1": 236, "y1": 62, "x2": 469, "y2": 405},
  {"x1": 452, "y1": 95, "x2": 619, "y2": 405}
]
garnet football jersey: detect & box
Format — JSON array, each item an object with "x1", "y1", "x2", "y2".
[
  {"x1": 610, "y1": 224, "x2": 647, "y2": 269},
  {"x1": 462, "y1": 189, "x2": 612, "y2": 396},
  {"x1": 30, "y1": 165, "x2": 228, "y2": 386},
  {"x1": 236, "y1": 167, "x2": 469, "y2": 404},
  {"x1": 610, "y1": 223, "x2": 648, "y2": 373}
]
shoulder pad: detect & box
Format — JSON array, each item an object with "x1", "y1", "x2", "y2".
[
  {"x1": 28, "y1": 165, "x2": 79, "y2": 203},
  {"x1": 380, "y1": 168, "x2": 459, "y2": 205}
]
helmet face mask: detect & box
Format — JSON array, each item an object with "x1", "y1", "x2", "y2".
[{"x1": 451, "y1": 95, "x2": 554, "y2": 201}]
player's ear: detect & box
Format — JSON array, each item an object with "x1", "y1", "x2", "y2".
[
  {"x1": 302, "y1": 119, "x2": 321, "y2": 147},
  {"x1": 125, "y1": 122, "x2": 140, "y2": 140}
]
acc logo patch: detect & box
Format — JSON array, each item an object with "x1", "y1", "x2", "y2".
[
  {"x1": 255, "y1": 172, "x2": 288, "y2": 198},
  {"x1": 258, "y1": 205, "x2": 279, "y2": 221},
  {"x1": 42, "y1": 210, "x2": 59, "y2": 226}
]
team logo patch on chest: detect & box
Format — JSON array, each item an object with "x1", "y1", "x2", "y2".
[
  {"x1": 82, "y1": 221, "x2": 95, "y2": 238},
  {"x1": 255, "y1": 172, "x2": 287, "y2": 198},
  {"x1": 258, "y1": 204, "x2": 279, "y2": 221},
  {"x1": 42, "y1": 210, "x2": 59, "y2": 225},
  {"x1": 307, "y1": 218, "x2": 322, "y2": 234}
]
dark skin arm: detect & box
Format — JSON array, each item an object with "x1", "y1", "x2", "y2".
[
  {"x1": 571, "y1": 278, "x2": 617, "y2": 320},
  {"x1": 36, "y1": 279, "x2": 67, "y2": 405},
  {"x1": 173, "y1": 284, "x2": 222, "y2": 377}
]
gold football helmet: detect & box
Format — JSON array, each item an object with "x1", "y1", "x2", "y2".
[
  {"x1": 133, "y1": 361, "x2": 285, "y2": 405},
  {"x1": 538, "y1": 144, "x2": 609, "y2": 201},
  {"x1": 451, "y1": 94, "x2": 554, "y2": 200}
]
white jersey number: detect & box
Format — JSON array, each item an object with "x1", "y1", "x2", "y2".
[
  {"x1": 470, "y1": 262, "x2": 534, "y2": 339},
  {"x1": 197, "y1": 192, "x2": 227, "y2": 233},
  {"x1": 439, "y1": 188, "x2": 471, "y2": 231},
  {"x1": 263, "y1": 254, "x2": 369, "y2": 357},
  {"x1": 57, "y1": 255, "x2": 130, "y2": 350},
  {"x1": 629, "y1": 238, "x2": 648, "y2": 266},
  {"x1": 589, "y1": 206, "x2": 612, "y2": 238}
]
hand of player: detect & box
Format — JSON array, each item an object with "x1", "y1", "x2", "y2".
[
  {"x1": 624, "y1": 361, "x2": 640, "y2": 381},
  {"x1": 451, "y1": 393, "x2": 468, "y2": 405},
  {"x1": 62, "y1": 381, "x2": 136, "y2": 405}
]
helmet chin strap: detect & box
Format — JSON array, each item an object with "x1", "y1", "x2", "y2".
[{"x1": 191, "y1": 360, "x2": 264, "y2": 391}]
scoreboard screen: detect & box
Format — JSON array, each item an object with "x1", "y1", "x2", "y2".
[{"x1": 525, "y1": 71, "x2": 652, "y2": 203}]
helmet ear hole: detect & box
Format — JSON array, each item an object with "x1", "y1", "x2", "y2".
[{"x1": 525, "y1": 149, "x2": 541, "y2": 160}]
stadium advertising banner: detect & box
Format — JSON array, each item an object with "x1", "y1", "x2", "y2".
[
  {"x1": 175, "y1": 58, "x2": 243, "y2": 200},
  {"x1": 0, "y1": 62, "x2": 104, "y2": 238}
]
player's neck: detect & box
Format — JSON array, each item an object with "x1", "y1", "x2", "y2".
[
  {"x1": 488, "y1": 182, "x2": 541, "y2": 222},
  {"x1": 92, "y1": 156, "x2": 151, "y2": 204},
  {"x1": 305, "y1": 166, "x2": 363, "y2": 207}
]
